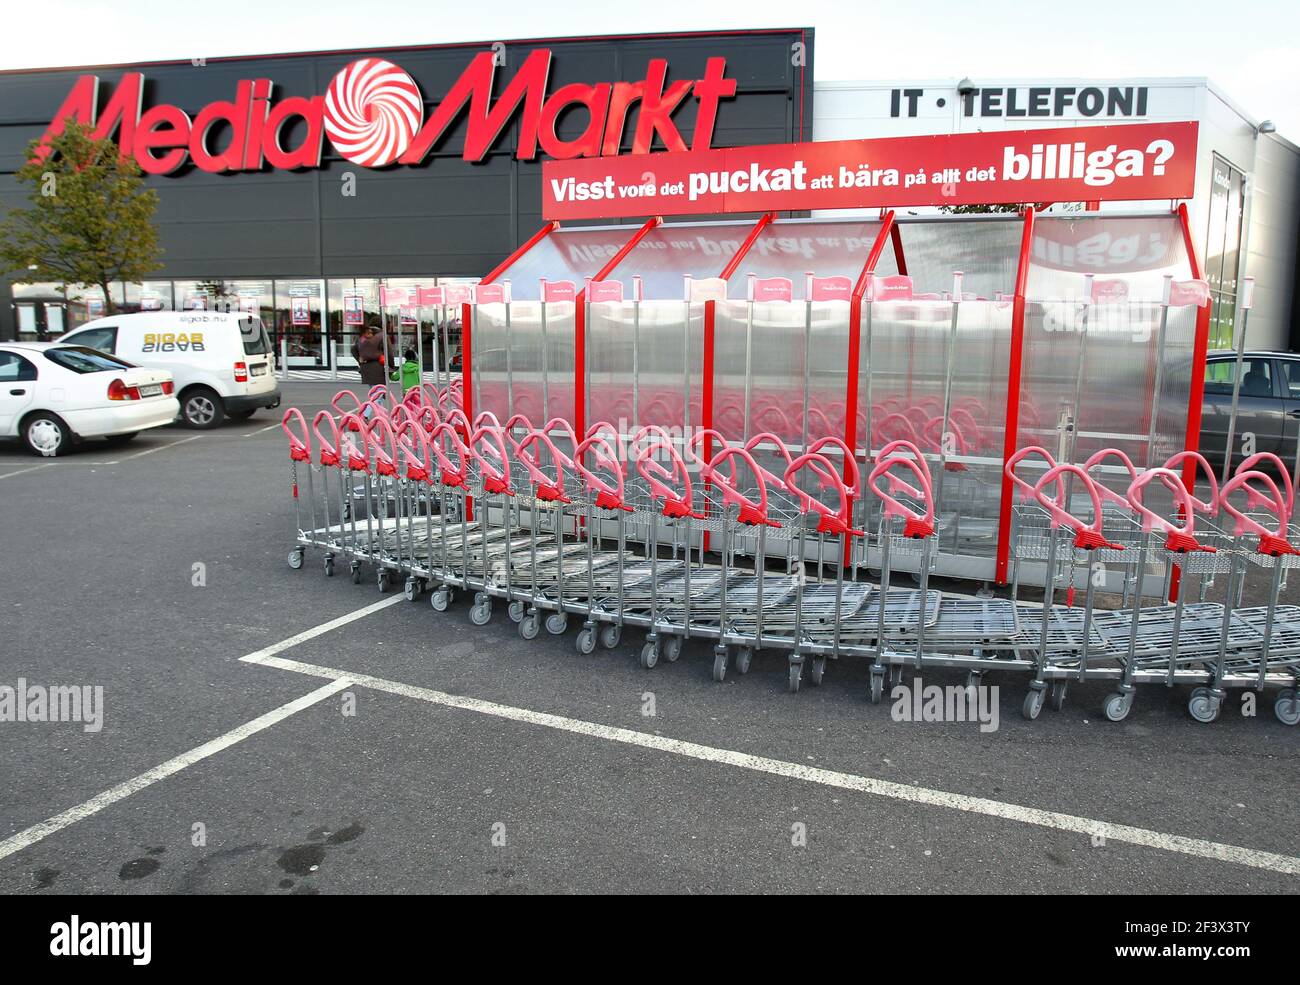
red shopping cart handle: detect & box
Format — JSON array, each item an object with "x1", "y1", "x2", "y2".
[
  {"x1": 1084, "y1": 448, "x2": 1138, "y2": 511},
  {"x1": 635, "y1": 437, "x2": 701, "y2": 518},
  {"x1": 703, "y1": 445, "x2": 780, "y2": 527},
  {"x1": 281, "y1": 407, "x2": 311, "y2": 463},
  {"x1": 339, "y1": 413, "x2": 369, "y2": 471},
  {"x1": 742, "y1": 432, "x2": 795, "y2": 496},
  {"x1": 1005, "y1": 446, "x2": 1062, "y2": 505},
  {"x1": 367, "y1": 416, "x2": 398, "y2": 477},
  {"x1": 1034, "y1": 463, "x2": 1122, "y2": 552},
  {"x1": 868, "y1": 451, "x2": 933, "y2": 538},
  {"x1": 430, "y1": 422, "x2": 469, "y2": 487},
  {"x1": 515, "y1": 429, "x2": 572, "y2": 503},
  {"x1": 313, "y1": 410, "x2": 341, "y2": 468},
  {"x1": 395, "y1": 420, "x2": 432, "y2": 484},
  {"x1": 1162, "y1": 451, "x2": 1220, "y2": 516},
  {"x1": 1236, "y1": 453, "x2": 1295, "y2": 518},
  {"x1": 575, "y1": 434, "x2": 632, "y2": 512},
  {"x1": 469, "y1": 424, "x2": 516, "y2": 497},
  {"x1": 808, "y1": 436, "x2": 861, "y2": 496},
  {"x1": 787, "y1": 452, "x2": 864, "y2": 537}
]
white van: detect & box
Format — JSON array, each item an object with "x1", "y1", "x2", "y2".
[{"x1": 62, "y1": 311, "x2": 281, "y2": 428}]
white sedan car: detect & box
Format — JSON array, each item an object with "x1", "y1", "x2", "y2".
[{"x1": 0, "y1": 342, "x2": 180, "y2": 456}]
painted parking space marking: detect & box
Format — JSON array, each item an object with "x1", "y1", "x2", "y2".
[
  {"x1": 242, "y1": 651, "x2": 1300, "y2": 877},
  {"x1": 0, "y1": 597, "x2": 403, "y2": 863},
  {"x1": 243, "y1": 423, "x2": 281, "y2": 437},
  {"x1": 0, "y1": 463, "x2": 57, "y2": 480},
  {"x1": 0, "y1": 679, "x2": 352, "y2": 863},
  {"x1": 116, "y1": 434, "x2": 203, "y2": 460}
]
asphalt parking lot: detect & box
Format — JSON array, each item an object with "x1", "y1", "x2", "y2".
[{"x1": 0, "y1": 381, "x2": 1296, "y2": 895}]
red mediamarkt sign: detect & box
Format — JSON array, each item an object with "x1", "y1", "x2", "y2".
[
  {"x1": 542, "y1": 122, "x2": 1199, "y2": 219},
  {"x1": 35, "y1": 51, "x2": 737, "y2": 175}
]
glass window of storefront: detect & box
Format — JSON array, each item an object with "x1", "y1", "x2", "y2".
[
  {"x1": 1205, "y1": 154, "x2": 1245, "y2": 349},
  {"x1": 271, "y1": 280, "x2": 326, "y2": 368},
  {"x1": 11, "y1": 273, "x2": 477, "y2": 369},
  {"x1": 326, "y1": 278, "x2": 381, "y2": 370}
]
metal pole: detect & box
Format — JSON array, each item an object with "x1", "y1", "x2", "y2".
[{"x1": 1221, "y1": 302, "x2": 1251, "y2": 485}]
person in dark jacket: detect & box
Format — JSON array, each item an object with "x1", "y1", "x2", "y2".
[{"x1": 356, "y1": 326, "x2": 386, "y2": 387}]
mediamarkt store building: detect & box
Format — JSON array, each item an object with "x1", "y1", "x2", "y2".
[{"x1": 0, "y1": 29, "x2": 815, "y2": 367}]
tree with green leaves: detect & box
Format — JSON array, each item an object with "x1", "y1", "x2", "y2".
[{"x1": 0, "y1": 119, "x2": 162, "y2": 314}]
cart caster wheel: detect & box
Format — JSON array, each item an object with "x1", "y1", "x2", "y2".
[
  {"x1": 519, "y1": 614, "x2": 541, "y2": 640},
  {"x1": 712, "y1": 650, "x2": 728, "y2": 683},
  {"x1": 810, "y1": 657, "x2": 826, "y2": 687},
  {"x1": 1102, "y1": 691, "x2": 1132, "y2": 722},
  {"x1": 324, "y1": 556, "x2": 335, "y2": 577},
  {"x1": 545, "y1": 613, "x2": 568, "y2": 636},
  {"x1": 1188, "y1": 687, "x2": 1221, "y2": 724},
  {"x1": 430, "y1": 589, "x2": 450, "y2": 612},
  {"x1": 788, "y1": 662, "x2": 802, "y2": 694},
  {"x1": 575, "y1": 627, "x2": 597, "y2": 655},
  {"x1": 1049, "y1": 680, "x2": 1068, "y2": 711},
  {"x1": 474, "y1": 591, "x2": 487, "y2": 606},
  {"x1": 469, "y1": 601, "x2": 492, "y2": 626},
  {"x1": 508, "y1": 601, "x2": 525, "y2": 623},
  {"x1": 889, "y1": 664, "x2": 904, "y2": 687},
  {"x1": 734, "y1": 647, "x2": 753, "y2": 675},
  {"x1": 1273, "y1": 689, "x2": 1300, "y2": 726},
  {"x1": 870, "y1": 670, "x2": 885, "y2": 704},
  {"x1": 640, "y1": 641, "x2": 659, "y2": 669},
  {"x1": 599, "y1": 624, "x2": 621, "y2": 649},
  {"x1": 377, "y1": 569, "x2": 390, "y2": 593},
  {"x1": 287, "y1": 550, "x2": 304, "y2": 570},
  {"x1": 965, "y1": 670, "x2": 982, "y2": 691},
  {"x1": 1022, "y1": 688, "x2": 1045, "y2": 720},
  {"x1": 663, "y1": 636, "x2": 683, "y2": 662},
  {"x1": 403, "y1": 577, "x2": 418, "y2": 602},
  {"x1": 350, "y1": 563, "x2": 362, "y2": 585}
]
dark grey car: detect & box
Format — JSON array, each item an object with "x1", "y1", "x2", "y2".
[{"x1": 1200, "y1": 350, "x2": 1300, "y2": 473}]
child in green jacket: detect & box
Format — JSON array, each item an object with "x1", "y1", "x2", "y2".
[{"x1": 389, "y1": 347, "x2": 422, "y2": 393}]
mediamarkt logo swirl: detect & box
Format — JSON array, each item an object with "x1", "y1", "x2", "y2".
[
  {"x1": 322, "y1": 58, "x2": 423, "y2": 167},
  {"x1": 35, "y1": 50, "x2": 737, "y2": 175}
]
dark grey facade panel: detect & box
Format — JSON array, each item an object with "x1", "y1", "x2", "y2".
[{"x1": 0, "y1": 29, "x2": 814, "y2": 339}]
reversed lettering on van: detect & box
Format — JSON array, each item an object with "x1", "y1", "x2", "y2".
[{"x1": 143, "y1": 332, "x2": 205, "y2": 353}]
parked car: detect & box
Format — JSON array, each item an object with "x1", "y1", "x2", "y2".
[
  {"x1": 60, "y1": 311, "x2": 281, "y2": 429},
  {"x1": 1200, "y1": 350, "x2": 1300, "y2": 472},
  {"x1": 0, "y1": 342, "x2": 179, "y2": 456}
]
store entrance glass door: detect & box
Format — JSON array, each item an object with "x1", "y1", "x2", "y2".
[{"x1": 13, "y1": 300, "x2": 67, "y2": 341}]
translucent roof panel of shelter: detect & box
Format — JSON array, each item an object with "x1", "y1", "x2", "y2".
[
  {"x1": 891, "y1": 215, "x2": 1023, "y2": 300},
  {"x1": 599, "y1": 221, "x2": 759, "y2": 300},
  {"x1": 1025, "y1": 213, "x2": 1193, "y2": 302},
  {"x1": 735, "y1": 218, "x2": 891, "y2": 299},
  {"x1": 491, "y1": 225, "x2": 641, "y2": 301}
]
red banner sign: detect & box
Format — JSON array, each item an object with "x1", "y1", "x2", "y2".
[{"x1": 542, "y1": 122, "x2": 1198, "y2": 220}]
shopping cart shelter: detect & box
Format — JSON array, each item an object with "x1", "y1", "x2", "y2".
[{"x1": 464, "y1": 205, "x2": 1207, "y2": 586}]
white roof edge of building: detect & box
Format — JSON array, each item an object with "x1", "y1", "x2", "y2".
[
  {"x1": 813, "y1": 76, "x2": 1299, "y2": 152},
  {"x1": 813, "y1": 76, "x2": 1215, "y2": 89}
]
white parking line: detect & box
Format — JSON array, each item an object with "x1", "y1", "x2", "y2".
[
  {"x1": 0, "y1": 597, "x2": 401, "y2": 862},
  {"x1": 243, "y1": 423, "x2": 281, "y2": 437},
  {"x1": 0, "y1": 678, "x2": 352, "y2": 863},
  {"x1": 243, "y1": 652, "x2": 1300, "y2": 877},
  {"x1": 0, "y1": 463, "x2": 56, "y2": 480},
  {"x1": 117, "y1": 434, "x2": 203, "y2": 460}
]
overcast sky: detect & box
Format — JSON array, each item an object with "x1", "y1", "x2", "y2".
[{"x1": 3, "y1": 0, "x2": 1297, "y2": 140}]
